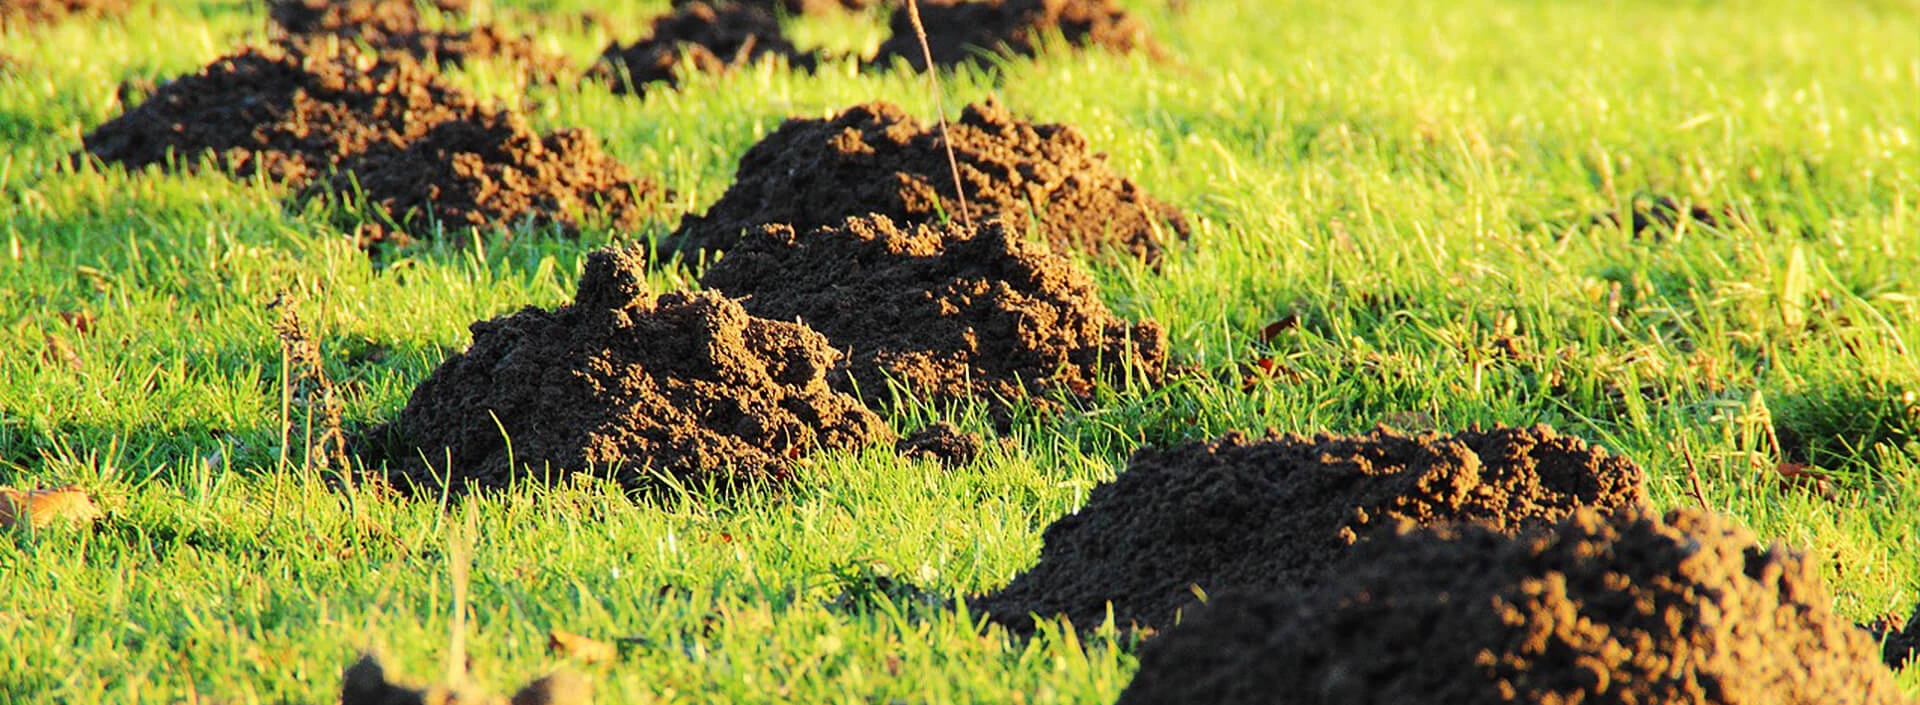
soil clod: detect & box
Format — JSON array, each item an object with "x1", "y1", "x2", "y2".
[
  {"x1": 699, "y1": 215, "x2": 1167, "y2": 413},
  {"x1": 1589, "y1": 194, "x2": 1724, "y2": 239},
  {"x1": 269, "y1": 0, "x2": 569, "y2": 82},
  {"x1": 589, "y1": 2, "x2": 816, "y2": 95},
  {"x1": 340, "y1": 653, "x2": 590, "y2": 705},
  {"x1": 871, "y1": 0, "x2": 1159, "y2": 71},
  {"x1": 672, "y1": 99, "x2": 1186, "y2": 265},
  {"x1": 1866, "y1": 607, "x2": 1920, "y2": 670},
  {"x1": 1116, "y1": 507, "x2": 1909, "y2": 705},
  {"x1": 365, "y1": 247, "x2": 894, "y2": 493},
  {"x1": 973, "y1": 425, "x2": 1648, "y2": 634},
  {"x1": 897, "y1": 422, "x2": 983, "y2": 468}
]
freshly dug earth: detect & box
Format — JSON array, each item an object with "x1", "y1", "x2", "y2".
[
  {"x1": 365, "y1": 247, "x2": 893, "y2": 493},
  {"x1": 897, "y1": 422, "x2": 984, "y2": 468},
  {"x1": 0, "y1": 0, "x2": 125, "y2": 27},
  {"x1": 318, "y1": 110, "x2": 663, "y2": 244},
  {"x1": 1866, "y1": 607, "x2": 1920, "y2": 670},
  {"x1": 973, "y1": 425, "x2": 1648, "y2": 633},
  {"x1": 80, "y1": 44, "x2": 480, "y2": 185},
  {"x1": 1117, "y1": 508, "x2": 1910, "y2": 705},
  {"x1": 699, "y1": 215, "x2": 1167, "y2": 412},
  {"x1": 588, "y1": 2, "x2": 815, "y2": 95},
  {"x1": 269, "y1": 0, "x2": 569, "y2": 82},
  {"x1": 870, "y1": 0, "x2": 1157, "y2": 70},
  {"x1": 671, "y1": 0, "x2": 888, "y2": 16},
  {"x1": 672, "y1": 99, "x2": 1187, "y2": 265}
]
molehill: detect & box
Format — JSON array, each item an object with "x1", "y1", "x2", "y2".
[
  {"x1": 669, "y1": 99, "x2": 1187, "y2": 265},
  {"x1": 973, "y1": 425, "x2": 1648, "y2": 633},
  {"x1": 268, "y1": 0, "x2": 568, "y2": 82},
  {"x1": 1117, "y1": 507, "x2": 1911, "y2": 705},
  {"x1": 871, "y1": 0, "x2": 1158, "y2": 71},
  {"x1": 588, "y1": 2, "x2": 816, "y2": 96},
  {"x1": 364, "y1": 247, "x2": 894, "y2": 493},
  {"x1": 699, "y1": 215, "x2": 1167, "y2": 413}
]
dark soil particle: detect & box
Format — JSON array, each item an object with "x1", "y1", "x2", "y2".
[
  {"x1": 699, "y1": 215, "x2": 1167, "y2": 412},
  {"x1": 0, "y1": 0, "x2": 125, "y2": 27},
  {"x1": 672, "y1": 99, "x2": 1187, "y2": 265},
  {"x1": 1866, "y1": 607, "x2": 1920, "y2": 670},
  {"x1": 972, "y1": 425, "x2": 1648, "y2": 634},
  {"x1": 896, "y1": 422, "x2": 983, "y2": 468},
  {"x1": 1117, "y1": 507, "x2": 1910, "y2": 705},
  {"x1": 870, "y1": 0, "x2": 1159, "y2": 71},
  {"x1": 81, "y1": 44, "x2": 477, "y2": 185},
  {"x1": 269, "y1": 0, "x2": 569, "y2": 82},
  {"x1": 364, "y1": 247, "x2": 894, "y2": 493},
  {"x1": 588, "y1": 2, "x2": 816, "y2": 96}
]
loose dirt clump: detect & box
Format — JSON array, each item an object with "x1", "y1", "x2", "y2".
[
  {"x1": 972, "y1": 425, "x2": 1648, "y2": 634},
  {"x1": 1866, "y1": 607, "x2": 1920, "y2": 670},
  {"x1": 699, "y1": 215, "x2": 1167, "y2": 412},
  {"x1": 1588, "y1": 194, "x2": 1725, "y2": 240},
  {"x1": 588, "y1": 2, "x2": 816, "y2": 95},
  {"x1": 870, "y1": 0, "x2": 1158, "y2": 71},
  {"x1": 897, "y1": 422, "x2": 983, "y2": 468},
  {"x1": 364, "y1": 247, "x2": 894, "y2": 493},
  {"x1": 672, "y1": 99, "x2": 1186, "y2": 265},
  {"x1": 80, "y1": 43, "x2": 479, "y2": 185},
  {"x1": 340, "y1": 654, "x2": 588, "y2": 705},
  {"x1": 1117, "y1": 507, "x2": 1910, "y2": 705},
  {"x1": 269, "y1": 0, "x2": 569, "y2": 82},
  {"x1": 317, "y1": 111, "x2": 663, "y2": 244},
  {"x1": 0, "y1": 0, "x2": 125, "y2": 28}
]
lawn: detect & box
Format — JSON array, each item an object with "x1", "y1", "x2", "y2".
[{"x1": 2, "y1": 0, "x2": 1919, "y2": 701}]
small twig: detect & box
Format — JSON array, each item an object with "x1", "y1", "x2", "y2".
[
  {"x1": 1679, "y1": 435, "x2": 1709, "y2": 511},
  {"x1": 905, "y1": 0, "x2": 972, "y2": 228}
]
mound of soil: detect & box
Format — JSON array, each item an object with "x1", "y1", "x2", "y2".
[
  {"x1": 0, "y1": 0, "x2": 125, "y2": 27},
  {"x1": 269, "y1": 0, "x2": 568, "y2": 81},
  {"x1": 972, "y1": 425, "x2": 1648, "y2": 634},
  {"x1": 1117, "y1": 507, "x2": 1909, "y2": 705},
  {"x1": 671, "y1": 0, "x2": 889, "y2": 16},
  {"x1": 317, "y1": 110, "x2": 662, "y2": 243},
  {"x1": 1866, "y1": 607, "x2": 1920, "y2": 670},
  {"x1": 672, "y1": 99, "x2": 1186, "y2": 265},
  {"x1": 588, "y1": 2, "x2": 816, "y2": 95},
  {"x1": 897, "y1": 422, "x2": 983, "y2": 468},
  {"x1": 699, "y1": 215, "x2": 1167, "y2": 412},
  {"x1": 80, "y1": 44, "x2": 479, "y2": 185},
  {"x1": 365, "y1": 247, "x2": 894, "y2": 493},
  {"x1": 870, "y1": 0, "x2": 1157, "y2": 71}
]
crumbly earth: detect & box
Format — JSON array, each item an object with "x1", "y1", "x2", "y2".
[
  {"x1": 1866, "y1": 607, "x2": 1920, "y2": 670},
  {"x1": 870, "y1": 0, "x2": 1158, "y2": 70},
  {"x1": 896, "y1": 422, "x2": 983, "y2": 468},
  {"x1": 1117, "y1": 507, "x2": 1911, "y2": 705},
  {"x1": 268, "y1": 0, "x2": 569, "y2": 82},
  {"x1": 588, "y1": 2, "x2": 816, "y2": 95},
  {"x1": 972, "y1": 425, "x2": 1648, "y2": 634},
  {"x1": 316, "y1": 110, "x2": 663, "y2": 244},
  {"x1": 699, "y1": 215, "x2": 1167, "y2": 412},
  {"x1": 671, "y1": 99, "x2": 1186, "y2": 265},
  {"x1": 671, "y1": 0, "x2": 887, "y2": 16},
  {"x1": 364, "y1": 247, "x2": 894, "y2": 493},
  {"x1": 81, "y1": 44, "x2": 480, "y2": 185},
  {"x1": 0, "y1": 0, "x2": 125, "y2": 27}
]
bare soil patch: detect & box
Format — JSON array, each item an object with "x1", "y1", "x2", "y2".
[
  {"x1": 269, "y1": 0, "x2": 569, "y2": 82},
  {"x1": 871, "y1": 0, "x2": 1159, "y2": 71},
  {"x1": 671, "y1": 99, "x2": 1187, "y2": 265},
  {"x1": 1117, "y1": 507, "x2": 1909, "y2": 705},
  {"x1": 0, "y1": 0, "x2": 125, "y2": 28},
  {"x1": 588, "y1": 2, "x2": 816, "y2": 96},
  {"x1": 1866, "y1": 607, "x2": 1920, "y2": 670},
  {"x1": 972, "y1": 425, "x2": 1647, "y2": 634},
  {"x1": 699, "y1": 215, "x2": 1167, "y2": 413},
  {"x1": 364, "y1": 247, "x2": 894, "y2": 494},
  {"x1": 896, "y1": 422, "x2": 983, "y2": 468}
]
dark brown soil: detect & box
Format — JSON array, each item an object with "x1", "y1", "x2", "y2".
[
  {"x1": 80, "y1": 43, "x2": 479, "y2": 185},
  {"x1": 364, "y1": 247, "x2": 894, "y2": 493},
  {"x1": 699, "y1": 215, "x2": 1167, "y2": 412},
  {"x1": 672, "y1": 0, "x2": 889, "y2": 16},
  {"x1": 671, "y1": 99, "x2": 1187, "y2": 265},
  {"x1": 1117, "y1": 507, "x2": 1910, "y2": 705},
  {"x1": 341, "y1": 653, "x2": 588, "y2": 705},
  {"x1": 897, "y1": 422, "x2": 983, "y2": 468},
  {"x1": 972, "y1": 425, "x2": 1648, "y2": 634},
  {"x1": 269, "y1": 0, "x2": 569, "y2": 82},
  {"x1": 587, "y1": 2, "x2": 816, "y2": 96},
  {"x1": 1866, "y1": 607, "x2": 1920, "y2": 670},
  {"x1": 0, "y1": 0, "x2": 125, "y2": 27},
  {"x1": 870, "y1": 0, "x2": 1158, "y2": 71},
  {"x1": 1589, "y1": 194, "x2": 1724, "y2": 239},
  {"x1": 316, "y1": 111, "x2": 663, "y2": 244}
]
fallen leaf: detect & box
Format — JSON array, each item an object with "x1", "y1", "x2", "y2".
[
  {"x1": 57, "y1": 311, "x2": 95, "y2": 335},
  {"x1": 0, "y1": 486, "x2": 104, "y2": 530},
  {"x1": 1775, "y1": 462, "x2": 1835, "y2": 499},
  {"x1": 547, "y1": 630, "x2": 617, "y2": 665},
  {"x1": 1259, "y1": 314, "x2": 1299, "y2": 342}
]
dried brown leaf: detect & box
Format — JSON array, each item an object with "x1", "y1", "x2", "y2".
[{"x1": 0, "y1": 486, "x2": 104, "y2": 530}]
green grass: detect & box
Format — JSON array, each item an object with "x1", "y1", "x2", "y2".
[{"x1": 4, "y1": 0, "x2": 1920, "y2": 701}]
